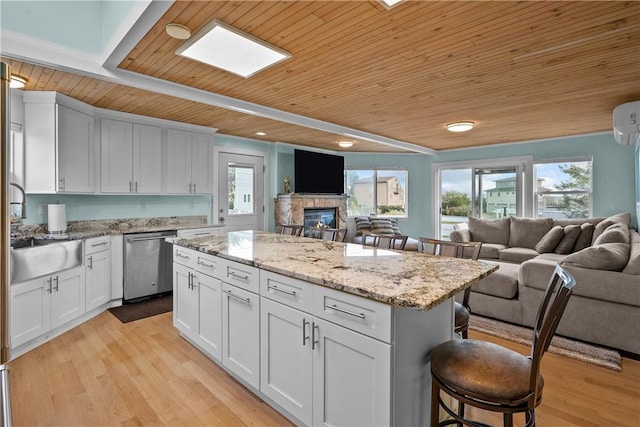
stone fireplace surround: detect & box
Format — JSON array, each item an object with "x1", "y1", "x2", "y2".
[{"x1": 274, "y1": 194, "x2": 348, "y2": 235}]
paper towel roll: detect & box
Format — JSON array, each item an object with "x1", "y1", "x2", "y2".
[{"x1": 48, "y1": 204, "x2": 67, "y2": 234}]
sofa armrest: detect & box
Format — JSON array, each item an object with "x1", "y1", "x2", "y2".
[{"x1": 450, "y1": 229, "x2": 471, "y2": 242}]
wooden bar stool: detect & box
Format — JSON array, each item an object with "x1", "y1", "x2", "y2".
[
  {"x1": 278, "y1": 224, "x2": 304, "y2": 236},
  {"x1": 418, "y1": 238, "x2": 482, "y2": 339},
  {"x1": 430, "y1": 265, "x2": 576, "y2": 427}
]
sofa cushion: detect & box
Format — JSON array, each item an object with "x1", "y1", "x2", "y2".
[
  {"x1": 471, "y1": 262, "x2": 519, "y2": 299},
  {"x1": 369, "y1": 218, "x2": 394, "y2": 235},
  {"x1": 354, "y1": 217, "x2": 371, "y2": 236},
  {"x1": 469, "y1": 217, "x2": 510, "y2": 245},
  {"x1": 499, "y1": 247, "x2": 539, "y2": 263},
  {"x1": 535, "y1": 253, "x2": 566, "y2": 262},
  {"x1": 622, "y1": 230, "x2": 640, "y2": 275},
  {"x1": 535, "y1": 225, "x2": 564, "y2": 253},
  {"x1": 592, "y1": 213, "x2": 631, "y2": 243},
  {"x1": 593, "y1": 223, "x2": 630, "y2": 245},
  {"x1": 555, "y1": 224, "x2": 582, "y2": 254},
  {"x1": 509, "y1": 217, "x2": 553, "y2": 249},
  {"x1": 560, "y1": 243, "x2": 631, "y2": 272},
  {"x1": 573, "y1": 223, "x2": 595, "y2": 252},
  {"x1": 450, "y1": 228, "x2": 471, "y2": 243},
  {"x1": 553, "y1": 217, "x2": 604, "y2": 227},
  {"x1": 478, "y1": 243, "x2": 507, "y2": 259}
]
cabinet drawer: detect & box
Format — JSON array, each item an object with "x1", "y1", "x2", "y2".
[
  {"x1": 177, "y1": 227, "x2": 220, "y2": 239},
  {"x1": 221, "y1": 259, "x2": 259, "y2": 294},
  {"x1": 312, "y1": 286, "x2": 392, "y2": 343},
  {"x1": 195, "y1": 252, "x2": 223, "y2": 278},
  {"x1": 260, "y1": 270, "x2": 313, "y2": 313},
  {"x1": 173, "y1": 246, "x2": 197, "y2": 269},
  {"x1": 85, "y1": 235, "x2": 110, "y2": 255}
]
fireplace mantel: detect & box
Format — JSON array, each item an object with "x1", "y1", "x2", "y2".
[{"x1": 275, "y1": 193, "x2": 348, "y2": 231}]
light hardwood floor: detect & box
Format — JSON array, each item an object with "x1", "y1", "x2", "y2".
[{"x1": 8, "y1": 310, "x2": 640, "y2": 426}]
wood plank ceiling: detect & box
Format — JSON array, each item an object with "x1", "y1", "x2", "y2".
[{"x1": 4, "y1": 1, "x2": 640, "y2": 152}]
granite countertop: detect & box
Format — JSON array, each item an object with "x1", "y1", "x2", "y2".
[
  {"x1": 10, "y1": 215, "x2": 222, "y2": 246},
  {"x1": 172, "y1": 230, "x2": 498, "y2": 311}
]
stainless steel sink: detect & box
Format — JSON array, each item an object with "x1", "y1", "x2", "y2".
[{"x1": 10, "y1": 239, "x2": 83, "y2": 283}]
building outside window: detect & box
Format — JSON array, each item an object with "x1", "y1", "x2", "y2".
[{"x1": 345, "y1": 169, "x2": 408, "y2": 217}]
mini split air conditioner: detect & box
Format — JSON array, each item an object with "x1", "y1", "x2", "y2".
[{"x1": 613, "y1": 100, "x2": 640, "y2": 145}]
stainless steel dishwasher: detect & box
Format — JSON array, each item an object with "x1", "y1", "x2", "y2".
[{"x1": 123, "y1": 230, "x2": 177, "y2": 302}]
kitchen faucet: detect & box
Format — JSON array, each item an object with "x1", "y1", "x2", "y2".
[{"x1": 9, "y1": 182, "x2": 26, "y2": 219}]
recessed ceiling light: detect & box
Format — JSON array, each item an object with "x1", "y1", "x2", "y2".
[
  {"x1": 338, "y1": 140, "x2": 354, "y2": 148},
  {"x1": 446, "y1": 122, "x2": 475, "y2": 132},
  {"x1": 9, "y1": 75, "x2": 27, "y2": 89},
  {"x1": 176, "y1": 19, "x2": 291, "y2": 78},
  {"x1": 379, "y1": 0, "x2": 403, "y2": 9},
  {"x1": 255, "y1": 131, "x2": 267, "y2": 136},
  {"x1": 166, "y1": 23, "x2": 191, "y2": 40}
]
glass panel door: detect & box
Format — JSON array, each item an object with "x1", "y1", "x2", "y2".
[
  {"x1": 440, "y1": 169, "x2": 472, "y2": 239},
  {"x1": 473, "y1": 167, "x2": 518, "y2": 219}
]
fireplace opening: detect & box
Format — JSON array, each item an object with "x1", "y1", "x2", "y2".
[{"x1": 303, "y1": 208, "x2": 337, "y2": 237}]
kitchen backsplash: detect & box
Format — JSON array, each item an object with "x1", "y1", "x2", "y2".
[{"x1": 21, "y1": 194, "x2": 213, "y2": 225}]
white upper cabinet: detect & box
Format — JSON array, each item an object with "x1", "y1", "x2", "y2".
[
  {"x1": 166, "y1": 129, "x2": 213, "y2": 194},
  {"x1": 100, "y1": 119, "x2": 162, "y2": 194},
  {"x1": 23, "y1": 92, "x2": 95, "y2": 193}
]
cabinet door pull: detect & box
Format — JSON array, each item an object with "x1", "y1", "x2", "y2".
[
  {"x1": 187, "y1": 272, "x2": 193, "y2": 290},
  {"x1": 46, "y1": 277, "x2": 53, "y2": 293},
  {"x1": 193, "y1": 183, "x2": 196, "y2": 193},
  {"x1": 188, "y1": 183, "x2": 193, "y2": 193},
  {"x1": 53, "y1": 276, "x2": 59, "y2": 292},
  {"x1": 198, "y1": 261, "x2": 215, "y2": 268},
  {"x1": 58, "y1": 177, "x2": 65, "y2": 191},
  {"x1": 176, "y1": 252, "x2": 190, "y2": 259},
  {"x1": 194, "y1": 232, "x2": 211, "y2": 236},
  {"x1": 327, "y1": 304, "x2": 366, "y2": 320},
  {"x1": 224, "y1": 289, "x2": 251, "y2": 305},
  {"x1": 312, "y1": 322, "x2": 319, "y2": 350},
  {"x1": 135, "y1": 181, "x2": 138, "y2": 193},
  {"x1": 87, "y1": 255, "x2": 93, "y2": 270},
  {"x1": 129, "y1": 181, "x2": 132, "y2": 192},
  {"x1": 268, "y1": 285, "x2": 296, "y2": 296},
  {"x1": 91, "y1": 241, "x2": 109, "y2": 247},
  {"x1": 228, "y1": 271, "x2": 249, "y2": 280},
  {"x1": 302, "y1": 318, "x2": 310, "y2": 346}
]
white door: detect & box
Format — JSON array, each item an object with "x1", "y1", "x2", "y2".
[
  {"x1": 166, "y1": 129, "x2": 192, "y2": 194},
  {"x1": 85, "y1": 250, "x2": 111, "y2": 311},
  {"x1": 50, "y1": 266, "x2": 86, "y2": 329},
  {"x1": 10, "y1": 277, "x2": 51, "y2": 348},
  {"x1": 133, "y1": 124, "x2": 162, "y2": 194},
  {"x1": 221, "y1": 282, "x2": 260, "y2": 389},
  {"x1": 173, "y1": 263, "x2": 197, "y2": 336},
  {"x1": 312, "y1": 317, "x2": 391, "y2": 427},
  {"x1": 197, "y1": 273, "x2": 222, "y2": 361},
  {"x1": 217, "y1": 152, "x2": 265, "y2": 231},
  {"x1": 101, "y1": 119, "x2": 133, "y2": 193},
  {"x1": 57, "y1": 105, "x2": 93, "y2": 192},
  {"x1": 260, "y1": 298, "x2": 313, "y2": 425},
  {"x1": 191, "y1": 132, "x2": 213, "y2": 194}
]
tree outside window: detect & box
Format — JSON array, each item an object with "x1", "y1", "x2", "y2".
[{"x1": 535, "y1": 159, "x2": 592, "y2": 219}]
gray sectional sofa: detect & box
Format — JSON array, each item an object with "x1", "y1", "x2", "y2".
[{"x1": 450, "y1": 213, "x2": 640, "y2": 355}]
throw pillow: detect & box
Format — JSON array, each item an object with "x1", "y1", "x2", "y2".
[
  {"x1": 369, "y1": 218, "x2": 395, "y2": 235},
  {"x1": 389, "y1": 218, "x2": 402, "y2": 235},
  {"x1": 354, "y1": 217, "x2": 371, "y2": 236},
  {"x1": 592, "y1": 213, "x2": 631, "y2": 244},
  {"x1": 593, "y1": 223, "x2": 630, "y2": 245},
  {"x1": 560, "y1": 243, "x2": 631, "y2": 271},
  {"x1": 468, "y1": 217, "x2": 511, "y2": 245},
  {"x1": 573, "y1": 223, "x2": 595, "y2": 252},
  {"x1": 622, "y1": 231, "x2": 640, "y2": 275},
  {"x1": 555, "y1": 224, "x2": 582, "y2": 254},
  {"x1": 509, "y1": 217, "x2": 553, "y2": 249},
  {"x1": 535, "y1": 226, "x2": 564, "y2": 253}
]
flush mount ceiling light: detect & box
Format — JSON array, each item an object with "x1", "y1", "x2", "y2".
[
  {"x1": 255, "y1": 131, "x2": 267, "y2": 136},
  {"x1": 9, "y1": 75, "x2": 27, "y2": 89},
  {"x1": 446, "y1": 121, "x2": 475, "y2": 132},
  {"x1": 379, "y1": 0, "x2": 404, "y2": 9},
  {"x1": 337, "y1": 140, "x2": 354, "y2": 148},
  {"x1": 166, "y1": 23, "x2": 191, "y2": 40},
  {"x1": 176, "y1": 19, "x2": 291, "y2": 78}
]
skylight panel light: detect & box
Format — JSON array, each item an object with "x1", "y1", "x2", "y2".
[{"x1": 176, "y1": 20, "x2": 290, "y2": 78}]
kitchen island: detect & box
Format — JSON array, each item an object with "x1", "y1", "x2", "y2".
[{"x1": 171, "y1": 230, "x2": 497, "y2": 426}]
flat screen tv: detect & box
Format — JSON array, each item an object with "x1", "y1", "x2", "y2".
[{"x1": 294, "y1": 149, "x2": 344, "y2": 194}]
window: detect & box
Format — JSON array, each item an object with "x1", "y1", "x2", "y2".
[
  {"x1": 534, "y1": 157, "x2": 592, "y2": 219},
  {"x1": 345, "y1": 169, "x2": 408, "y2": 217}
]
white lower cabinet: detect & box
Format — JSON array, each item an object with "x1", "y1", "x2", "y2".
[
  {"x1": 11, "y1": 265, "x2": 86, "y2": 348},
  {"x1": 85, "y1": 236, "x2": 111, "y2": 311},
  {"x1": 221, "y1": 282, "x2": 260, "y2": 389},
  {"x1": 174, "y1": 263, "x2": 198, "y2": 336},
  {"x1": 260, "y1": 297, "x2": 390, "y2": 427}
]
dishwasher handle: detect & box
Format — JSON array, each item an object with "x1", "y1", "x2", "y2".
[{"x1": 128, "y1": 235, "x2": 175, "y2": 242}]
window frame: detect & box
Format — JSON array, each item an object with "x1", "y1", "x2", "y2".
[
  {"x1": 533, "y1": 156, "x2": 593, "y2": 219},
  {"x1": 344, "y1": 168, "x2": 409, "y2": 218}
]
